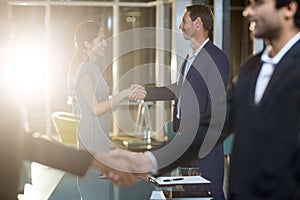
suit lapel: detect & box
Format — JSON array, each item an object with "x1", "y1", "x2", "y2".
[
  {"x1": 250, "y1": 59, "x2": 263, "y2": 104},
  {"x1": 178, "y1": 55, "x2": 189, "y2": 90},
  {"x1": 185, "y1": 41, "x2": 210, "y2": 81},
  {"x1": 258, "y1": 42, "x2": 300, "y2": 108}
]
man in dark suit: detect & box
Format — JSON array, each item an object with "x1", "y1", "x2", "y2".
[
  {"x1": 222, "y1": 0, "x2": 300, "y2": 199},
  {"x1": 0, "y1": 86, "x2": 92, "y2": 199},
  {"x1": 142, "y1": 4, "x2": 229, "y2": 200}
]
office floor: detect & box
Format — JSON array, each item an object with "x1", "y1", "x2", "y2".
[{"x1": 18, "y1": 163, "x2": 65, "y2": 200}]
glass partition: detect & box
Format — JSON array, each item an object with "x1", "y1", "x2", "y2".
[{"x1": 7, "y1": 0, "x2": 173, "y2": 138}]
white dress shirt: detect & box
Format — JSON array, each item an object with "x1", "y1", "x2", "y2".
[{"x1": 254, "y1": 32, "x2": 300, "y2": 104}]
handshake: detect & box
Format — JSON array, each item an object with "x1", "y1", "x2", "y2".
[
  {"x1": 91, "y1": 84, "x2": 153, "y2": 186},
  {"x1": 127, "y1": 84, "x2": 147, "y2": 102},
  {"x1": 92, "y1": 149, "x2": 155, "y2": 187}
]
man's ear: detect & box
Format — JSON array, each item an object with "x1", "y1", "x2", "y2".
[
  {"x1": 285, "y1": 1, "x2": 298, "y2": 19},
  {"x1": 194, "y1": 17, "x2": 202, "y2": 30}
]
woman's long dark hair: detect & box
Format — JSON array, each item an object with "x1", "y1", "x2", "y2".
[{"x1": 67, "y1": 21, "x2": 101, "y2": 93}]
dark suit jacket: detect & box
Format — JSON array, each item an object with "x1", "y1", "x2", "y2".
[
  {"x1": 0, "y1": 91, "x2": 93, "y2": 200},
  {"x1": 145, "y1": 40, "x2": 229, "y2": 175},
  {"x1": 227, "y1": 41, "x2": 300, "y2": 200}
]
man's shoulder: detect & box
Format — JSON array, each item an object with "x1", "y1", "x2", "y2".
[
  {"x1": 204, "y1": 40, "x2": 222, "y2": 51},
  {"x1": 243, "y1": 52, "x2": 262, "y2": 67},
  {"x1": 237, "y1": 53, "x2": 262, "y2": 77},
  {"x1": 203, "y1": 41, "x2": 227, "y2": 58},
  {"x1": 287, "y1": 39, "x2": 300, "y2": 58}
]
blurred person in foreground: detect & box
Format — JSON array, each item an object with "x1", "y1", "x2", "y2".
[
  {"x1": 222, "y1": 0, "x2": 300, "y2": 199},
  {"x1": 0, "y1": 86, "x2": 151, "y2": 200}
]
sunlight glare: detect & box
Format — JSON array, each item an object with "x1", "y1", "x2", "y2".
[{"x1": 5, "y1": 44, "x2": 46, "y2": 99}]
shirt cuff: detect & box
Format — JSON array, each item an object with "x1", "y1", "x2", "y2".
[{"x1": 144, "y1": 151, "x2": 158, "y2": 175}]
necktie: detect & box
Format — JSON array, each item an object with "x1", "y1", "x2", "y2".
[
  {"x1": 177, "y1": 55, "x2": 189, "y2": 88},
  {"x1": 173, "y1": 55, "x2": 188, "y2": 132},
  {"x1": 176, "y1": 54, "x2": 191, "y2": 119}
]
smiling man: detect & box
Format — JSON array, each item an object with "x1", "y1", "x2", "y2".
[
  {"x1": 142, "y1": 4, "x2": 230, "y2": 200},
  {"x1": 225, "y1": 0, "x2": 300, "y2": 199}
]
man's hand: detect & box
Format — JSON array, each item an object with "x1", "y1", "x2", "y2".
[
  {"x1": 92, "y1": 149, "x2": 154, "y2": 186},
  {"x1": 129, "y1": 84, "x2": 146, "y2": 101}
]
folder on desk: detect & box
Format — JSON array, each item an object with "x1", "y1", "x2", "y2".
[{"x1": 148, "y1": 176, "x2": 210, "y2": 187}]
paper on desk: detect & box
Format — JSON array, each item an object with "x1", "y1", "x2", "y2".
[{"x1": 148, "y1": 176, "x2": 210, "y2": 187}]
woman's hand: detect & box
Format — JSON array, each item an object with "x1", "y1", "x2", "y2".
[{"x1": 128, "y1": 84, "x2": 146, "y2": 101}]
